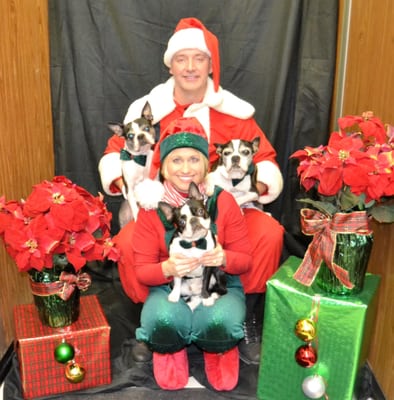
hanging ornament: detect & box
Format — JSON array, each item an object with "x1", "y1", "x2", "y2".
[
  {"x1": 295, "y1": 344, "x2": 317, "y2": 368},
  {"x1": 302, "y1": 374, "x2": 326, "y2": 399},
  {"x1": 65, "y1": 360, "x2": 86, "y2": 383},
  {"x1": 294, "y1": 318, "x2": 316, "y2": 342},
  {"x1": 54, "y1": 341, "x2": 75, "y2": 364}
]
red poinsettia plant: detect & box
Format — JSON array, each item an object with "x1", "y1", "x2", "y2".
[
  {"x1": 0, "y1": 176, "x2": 119, "y2": 272},
  {"x1": 291, "y1": 111, "x2": 394, "y2": 223}
]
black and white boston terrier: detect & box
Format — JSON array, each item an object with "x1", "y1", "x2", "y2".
[
  {"x1": 207, "y1": 138, "x2": 263, "y2": 208},
  {"x1": 108, "y1": 101, "x2": 155, "y2": 225},
  {"x1": 158, "y1": 182, "x2": 227, "y2": 311}
]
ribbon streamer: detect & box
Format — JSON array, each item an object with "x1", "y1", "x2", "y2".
[
  {"x1": 30, "y1": 272, "x2": 92, "y2": 300},
  {"x1": 293, "y1": 209, "x2": 372, "y2": 287}
]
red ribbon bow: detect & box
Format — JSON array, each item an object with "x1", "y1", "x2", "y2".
[
  {"x1": 30, "y1": 271, "x2": 92, "y2": 300},
  {"x1": 293, "y1": 209, "x2": 372, "y2": 288}
]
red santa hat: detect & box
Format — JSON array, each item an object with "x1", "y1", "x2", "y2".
[
  {"x1": 163, "y1": 17, "x2": 220, "y2": 92},
  {"x1": 149, "y1": 117, "x2": 209, "y2": 179}
]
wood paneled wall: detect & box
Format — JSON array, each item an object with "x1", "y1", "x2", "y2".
[
  {"x1": 0, "y1": 0, "x2": 54, "y2": 358},
  {"x1": 334, "y1": 0, "x2": 394, "y2": 398},
  {"x1": 0, "y1": 0, "x2": 393, "y2": 397}
]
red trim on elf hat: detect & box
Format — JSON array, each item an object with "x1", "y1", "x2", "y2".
[
  {"x1": 163, "y1": 17, "x2": 220, "y2": 92},
  {"x1": 149, "y1": 117, "x2": 208, "y2": 180}
]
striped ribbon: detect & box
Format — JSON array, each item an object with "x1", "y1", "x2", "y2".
[
  {"x1": 30, "y1": 271, "x2": 92, "y2": 300},
  {"x1": 293, "y1": 209, "x2": 372, "y2": 288}
]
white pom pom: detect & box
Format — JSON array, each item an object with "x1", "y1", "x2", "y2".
[{"x1": 134, "y1": 179, "x2": 165, "y2": 210}]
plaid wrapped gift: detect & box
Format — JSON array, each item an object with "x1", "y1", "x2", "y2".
[
  {"x1": 14, "y1": 295, "x2": 111, "y2": 399},
  {"x1": 257, "y1": 256, "x2": 380, "y2": 400}
]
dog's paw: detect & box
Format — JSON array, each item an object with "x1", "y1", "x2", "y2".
[
  {"x1": 134, "y1": 179, "x2": 165, "y2": 209},
  {"x1": 202, "y1": 294, "x2": 219, "y2": 307},
  {"x1": 168, "y1": 292, "x2": 180, "y2": 303}
]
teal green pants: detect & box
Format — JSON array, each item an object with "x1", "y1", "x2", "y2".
[{"x1": 136, "y1": 275, "x2": 246, "y2": 354}]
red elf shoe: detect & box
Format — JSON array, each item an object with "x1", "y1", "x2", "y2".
[
  {"x1": 153, "y1": 348, "x2": 189, "y2": 390},
  {"x1": 203, "y1": 346, "x2": 239, "y2": 391}
]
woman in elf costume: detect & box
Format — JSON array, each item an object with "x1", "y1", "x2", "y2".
[
  {"x1": 130, "y1": 117, "x2": 252, "y2": 391},
  {"x1": 99, "y1": 17, "x2": 284, "y2": 365}
]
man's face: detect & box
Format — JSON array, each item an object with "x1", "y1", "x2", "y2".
[{"x1": 169, "y1": 49, "x2": 212, "y2": 95}]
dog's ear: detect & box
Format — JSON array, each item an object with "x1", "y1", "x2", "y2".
[
  {"x1": 158, "y1": 201, "x2": 174, "y2": 222},
  {"x1": 214, "y1": 143, "x2": 225, "y2": 156},
  {"x1": 188, "y1": 182, "x2": 204, "y2": 201},
  {"x1": 252, "y1": 137, "x2": 261, "y2": 154},
  {"x1": 107, "y1": 122, "x2": 124, "y2": 137},
  {"x1": 141, "y1": 101, "x2": 153, "y2": 123}
]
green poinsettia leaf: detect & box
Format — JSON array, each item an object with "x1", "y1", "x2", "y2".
[
  {"x1": 297, "y1": 198, "x2": 337, "y2": 216},
  {"x1": 339, "y1": 189, "x2": 363, "y2": 212},
  {"x1": 369, "y1": 204, "x2": 394, "y2": 223}
]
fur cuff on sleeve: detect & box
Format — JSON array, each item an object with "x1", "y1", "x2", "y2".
[
  {"x1": 98, "y1": 152, "x2": 123, "y2": 196},
  {"x1": 134, "y1": 179, "x2": 165, "y2": 210},
  {"x1": 256, "y1": 160, "x2": 283, "y2": 204}
]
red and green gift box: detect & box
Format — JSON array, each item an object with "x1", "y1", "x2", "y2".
[
  {"x1": 14, "y1": 295, "x2": 111, "y2": 399},
  {"x1": 257, "y1": 256, "x2": 380, "y2": 400}
]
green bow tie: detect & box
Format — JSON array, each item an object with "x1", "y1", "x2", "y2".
[
  {"x1": 120, "y1": 149, "x2": 147, "y2": 166},
  {"x1": 179, "y1": 238, "x2": 207, "y2": 250}
]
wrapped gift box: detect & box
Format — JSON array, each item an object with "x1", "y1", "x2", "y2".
[
  {"x1": 14, "y1": 295, "x2": 111, "y2": 399},
  {"x1": 257, "y1": 256, "x2": 380, "y2": 400}
]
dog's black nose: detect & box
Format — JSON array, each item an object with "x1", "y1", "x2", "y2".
[{"x1": 231, "y1": 155, "x2": 240, "y2": 164}]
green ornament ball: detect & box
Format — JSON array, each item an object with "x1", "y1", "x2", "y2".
[{"x1": 54, "y1": 342, "x2": 75, "y2": 364}]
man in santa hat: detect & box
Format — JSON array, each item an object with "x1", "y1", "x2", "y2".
[{"x1": 99, "y1": 17, "x2": 284, "y2": 366}]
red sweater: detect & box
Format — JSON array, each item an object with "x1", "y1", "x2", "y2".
[{"x1": 131, "y1": 190, "x2": 252, "y2": 289}]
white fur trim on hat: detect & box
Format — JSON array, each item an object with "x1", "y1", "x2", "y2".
[{"x1": 164, "y1": 28, "x2": 211, "y2": 67}]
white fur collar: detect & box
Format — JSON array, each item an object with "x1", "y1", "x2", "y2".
[{"x1": 145, "y1": 78, "x2": 255, "y2": 137}]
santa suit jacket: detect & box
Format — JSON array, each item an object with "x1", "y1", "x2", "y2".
[{"x1": 99, "y1": 77, "x2": 283, "y2": 204}]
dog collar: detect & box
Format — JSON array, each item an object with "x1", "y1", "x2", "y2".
[
  {"x1": 232, "y1": 163, "x2": 256, "y2": 187},
  {"x1": 120, "y1": 149, "x2": 147, "y2": 166},
  {"x1": 179, "y1": 238, "x2": 207, "y2": 250}
]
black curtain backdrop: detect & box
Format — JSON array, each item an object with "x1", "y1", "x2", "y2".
[
  {"x1": 48, "y1": 0, "x2": 338, "y2": 256},
  {"x1": 4, "y1": 1, "x2": 339, "y2": 398}
]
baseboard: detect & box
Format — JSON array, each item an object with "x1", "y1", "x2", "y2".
[
  {"x1": 0, "y1": 343, "x2": 13, "y2": 385},
  {"x1": 355, "y1": 361, "x2": 386, "y2": 400}
]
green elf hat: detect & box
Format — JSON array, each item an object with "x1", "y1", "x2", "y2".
[{"x1": 149, "y1": 117, "x2": 208, "y2": 179}]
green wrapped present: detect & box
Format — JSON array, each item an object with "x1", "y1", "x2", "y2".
[{"x1": 257, "y1": 256, "x2": 380, "y2": 400}]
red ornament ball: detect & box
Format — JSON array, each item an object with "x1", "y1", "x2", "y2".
[{"x1": 295, "y1": 344, "x2": 317, "y2": 368}]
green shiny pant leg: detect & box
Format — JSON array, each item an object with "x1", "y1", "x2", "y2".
[
  {"x1": 136, "y1": 285, "x2": 193, "y2": 353},
  {"x1": 191, "y1": 277, "x2": 246, "y2": 353}
]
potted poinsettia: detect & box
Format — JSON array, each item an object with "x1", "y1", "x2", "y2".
[
  {"x1": 290, "y1": 111, "x2": 394, "y2": 295},
  {"x1": 0, "y1": 176, "x2": 119, "y2": 327}
]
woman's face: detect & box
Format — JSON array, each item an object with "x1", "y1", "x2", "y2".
[{"x1": 161, "y1": 148, "x2": 207, "y2": 193}]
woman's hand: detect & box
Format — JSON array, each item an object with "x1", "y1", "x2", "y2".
[
  {"x1": 162, "y1": 253, "x2": 201, "y2": 278},
  {"x1": 199, "y1": 242, "x2": 226, "y2": 268}
]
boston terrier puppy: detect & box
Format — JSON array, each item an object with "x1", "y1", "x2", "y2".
[
  {"x1": 158, "y1": 182, "x2": 227, "y2": 311},
  {"x1": 107, "y1": 101, "x2": 155, "y2": 225}
]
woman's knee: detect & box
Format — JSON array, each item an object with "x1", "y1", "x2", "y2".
[{"x1": 191, "y1": 290, "x2": 245, "y2": 352}]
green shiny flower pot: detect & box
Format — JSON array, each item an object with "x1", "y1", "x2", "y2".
[
  {"x1": 29, "y1": 254, "x2": 80, "y2": 328},
  {"x1": 314, "y1": 232, "x2": 374, "y2": 296}
]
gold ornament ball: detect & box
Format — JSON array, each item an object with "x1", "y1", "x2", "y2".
[
  {"x1": 295, "y1": 318, "x2": 316, "y2": 342},
  {"x1": 65, "y1": 361, "x2": 86, "y2": 383}
]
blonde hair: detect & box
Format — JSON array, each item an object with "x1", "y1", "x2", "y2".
[{"x1": 160, "y1": 148, "x2": 209, "y2": 181}]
